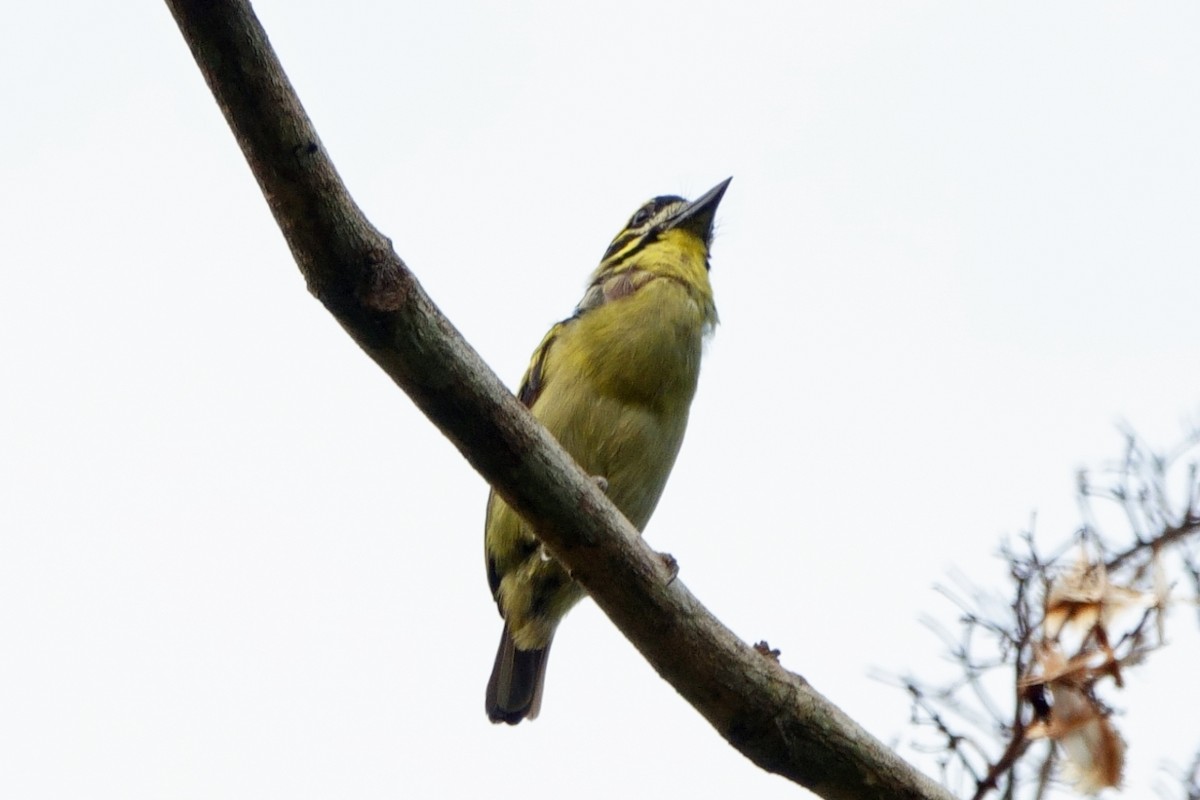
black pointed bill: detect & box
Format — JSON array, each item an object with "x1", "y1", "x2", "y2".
[{"x1": 664, "y1": 177, "x2": 732, "y2": 243}]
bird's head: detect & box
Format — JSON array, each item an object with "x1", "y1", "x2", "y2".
[{"x1": 597, "y1": 177, "x2": 731, "y2": 272}]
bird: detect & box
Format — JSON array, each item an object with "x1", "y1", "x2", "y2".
[{"x1": 484, "y1": 177, "x2": 730, "y2": 724}]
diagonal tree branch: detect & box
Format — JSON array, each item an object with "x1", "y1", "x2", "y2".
[{"x1": 163, "y1": 2, "x2": 953, "y2": 798}]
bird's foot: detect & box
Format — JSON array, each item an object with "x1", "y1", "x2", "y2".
[{"x1": 753, "y1": 640, "x2": 782, "y2": 662}]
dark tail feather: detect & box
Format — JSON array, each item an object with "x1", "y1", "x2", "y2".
[{"x1": 486, "y1": 624, "x2": 551, "y2": 724}]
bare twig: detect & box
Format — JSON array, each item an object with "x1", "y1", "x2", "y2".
[{"x1": 901, "y1": 429, "x2": 1200, "y2": 799}]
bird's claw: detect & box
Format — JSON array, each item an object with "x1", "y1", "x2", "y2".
[{"x1": 753, "y1": 641, "x2": 782, "y2": 662}]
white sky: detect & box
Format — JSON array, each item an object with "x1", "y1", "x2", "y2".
[{"x1": 2, "y1": 2, "x2": 1199, "y2": 798}]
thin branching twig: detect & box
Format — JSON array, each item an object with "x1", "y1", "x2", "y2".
[{"x1": 898, "y1": 429, "x2": 1200, "y2": 799}]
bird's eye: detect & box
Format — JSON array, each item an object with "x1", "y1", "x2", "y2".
[{"x1": 629, "y1": 207, "x2": 652, "y2": 228}]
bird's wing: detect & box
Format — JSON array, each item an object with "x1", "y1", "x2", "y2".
[
  {"x1": 485, "y1": 320, "x2": 567, "y2": 602},
  {"x1": 516, "y1": 321, "x2": 565, "y2": 409}
]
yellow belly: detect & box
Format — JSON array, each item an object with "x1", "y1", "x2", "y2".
[{"x1": 488, "y1": 277, "x2": 708, "y2": 649}]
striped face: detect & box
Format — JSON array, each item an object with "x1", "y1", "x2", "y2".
[
  {"x1": 596, "y1": 178, "x2": 730, "y2": 272},
  {"x1": 598, "y1": 195, "x2": 690, "y2": 267}
]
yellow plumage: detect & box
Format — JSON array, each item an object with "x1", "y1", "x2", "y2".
[{"x1": 485, "y1": 179, "x2": 730, "y2": 724}]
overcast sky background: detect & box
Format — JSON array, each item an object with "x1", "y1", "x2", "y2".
[{"x1": 3, "y1": 2, "x2": 1199, "y2": 798}]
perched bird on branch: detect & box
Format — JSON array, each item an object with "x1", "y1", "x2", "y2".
[{"x1": 484, "y1": 178, "x2": 730, "y2": 724}]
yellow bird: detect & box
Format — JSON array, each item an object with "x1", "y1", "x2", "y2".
[{"x1": 485, "y1": 178, "x2": 730, "y2": 724}]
